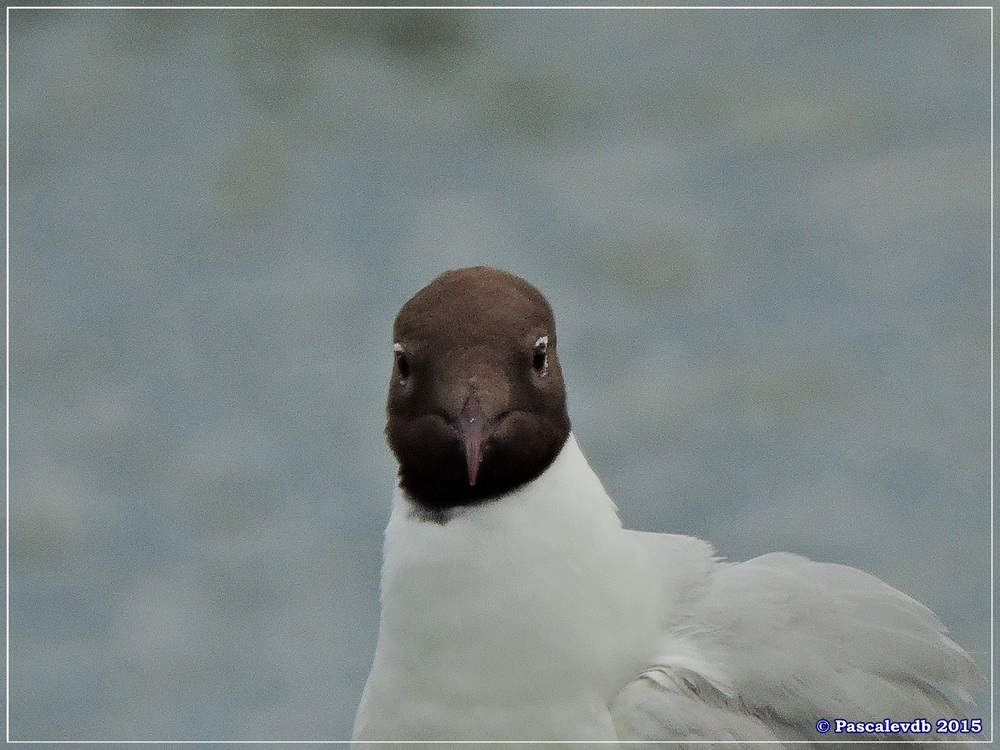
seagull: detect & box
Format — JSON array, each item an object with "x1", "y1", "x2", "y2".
[{"x1": 352, "y1": 266, "x2": 980, "y2": 747}]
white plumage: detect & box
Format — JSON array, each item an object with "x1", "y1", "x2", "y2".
[{"x1": 353, "y1": 433, "x2": 978, "y2": 748}]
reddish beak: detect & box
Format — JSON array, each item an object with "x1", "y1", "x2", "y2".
[{"x1": 455, "y1": 395, "x2": 497, "y2": 486}]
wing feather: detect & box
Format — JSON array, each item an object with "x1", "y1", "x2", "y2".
[{"x1": 612, "y1": 541, "x2": 981, "y2": 749}]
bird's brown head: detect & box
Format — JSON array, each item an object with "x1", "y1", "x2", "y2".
[{"x1": 386, "y1": 266, "x2": 571, "y2": 517}]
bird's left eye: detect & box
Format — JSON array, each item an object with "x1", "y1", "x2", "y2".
[
  {"x1": 393, "y1": 343, "x2": 411, "y2": 383},
  {"x1": 532, "y1": 335, "x2": 548, "y2": 377}
]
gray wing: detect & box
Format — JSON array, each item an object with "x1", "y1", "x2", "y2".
[{"x1": 611, "y1": 540, "x2": 982, "y2": 750}]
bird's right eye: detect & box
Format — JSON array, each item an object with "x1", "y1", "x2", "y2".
[
  {"x1": 532, "y1": 335, "x2": 549, "y2": 378},
  {"x1": 393, "y1": 343, "x2": 411, "y2": 383}
]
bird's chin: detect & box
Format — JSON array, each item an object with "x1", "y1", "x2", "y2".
[{"x1": 391, "y1": 409, "x2": 568, "y2": 515}]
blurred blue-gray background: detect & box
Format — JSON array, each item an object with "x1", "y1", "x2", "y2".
[{"x1": 7, "y1": 6, "x2": 991, "y2": 743}]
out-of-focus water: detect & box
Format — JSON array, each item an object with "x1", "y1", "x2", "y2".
[{"x1": 7, "y1": 7, "x2": 991, "y2": 742}]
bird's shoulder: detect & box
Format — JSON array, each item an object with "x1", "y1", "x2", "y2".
[{"x1": 612, "y1": 541, "x2": 981, "y2": 747}]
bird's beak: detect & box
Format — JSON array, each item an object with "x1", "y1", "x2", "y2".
[{"x1": 455, "y1": 395, "x2": 497, "y2": 486}]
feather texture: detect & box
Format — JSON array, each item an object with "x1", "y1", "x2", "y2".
[{"x1": 611, "y1": 542, "x2": 981, "y2": 749}]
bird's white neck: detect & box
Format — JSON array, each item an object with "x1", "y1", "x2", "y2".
[{"x1": 356, "y1": 433, "x2": 662, "y2": 741}]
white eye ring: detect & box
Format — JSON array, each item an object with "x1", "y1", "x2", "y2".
[
  {"x1": 532, "y1": 335, "x2": 549, "y2": 377},
  {"x1": 393, "y1": 342, "x2": 411, "y2": 383}
]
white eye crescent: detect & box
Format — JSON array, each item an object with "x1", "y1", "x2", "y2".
[
  {"x1": 393, "y1": 342, "x2": 410, "y2": 382},
  {"x1": 532, "y1": 335, "x2": 548, "y2": 377}
]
